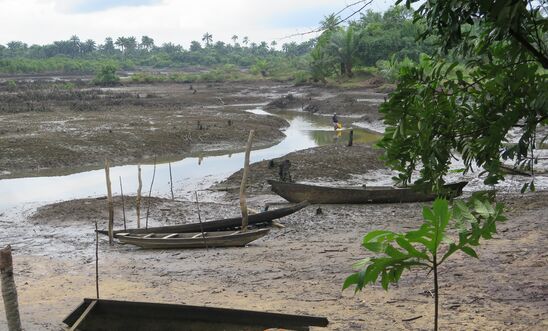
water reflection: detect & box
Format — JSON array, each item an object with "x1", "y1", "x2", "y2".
[{"x1": 0, "y1": 109, "x2": 380, "y2": 208}]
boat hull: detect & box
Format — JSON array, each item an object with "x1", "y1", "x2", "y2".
[
  {"x1": 64, "y1": 298, "x2": 329, "y2": 331},
  {"x1": 98, "y1": 200, "x2": 309, "y2": 236},
  {"x1": 116, "y1": 229, "x2": 270, "y2": 249},
  {"x1": 267, "y1": 180, "x2": 467, "y2": 204}
]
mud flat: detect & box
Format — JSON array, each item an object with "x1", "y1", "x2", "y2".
[{"x1": 1, "y1": 78, "x2": 546, "y2": 330}]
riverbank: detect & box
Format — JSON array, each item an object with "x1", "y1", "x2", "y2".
[
  {"x1": 1, "y1": 189, "x2": 546, "y2": 330},
  {"x1": 0, "y1": 80, "x2": 386, "y2": 180}
]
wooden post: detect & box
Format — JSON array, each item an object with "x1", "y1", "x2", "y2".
[
  {"x1": 240, "y1": 130, "x2": 254, "y2": 231},
  {"x1": 104, "y1": 159, "x2": 114, "y2": 246},
  {"x1": 169, "y1": 162, "x2": 174, "y2": 200},
  {"x1": 348, "y1": 129, "x2": 354, "y2": 147},
  {"x1": 194, "y1": 191, "x2": 208, "y2": 250},
  {"x1": 136, "y1": 165, "x2": 142, "y2": 228},
  {"x1": 119, "y1": 176, "x2": 126, "y2": 230},
  {"x1": 145, "y1": 157, "x2": 157, "y2": 229},
  {"x1": 0, "y1": 245, "x2": 22, "y2": 331},
  {"x1": 94, "y1": 221, "x2": 100, "y2": 299}
]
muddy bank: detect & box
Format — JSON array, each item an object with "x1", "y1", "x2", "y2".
[
  {"x1": 213, "y1": 143, "x2": 385, "y2": 194},
  {"x1": 2, "y1": 189, "x2": 546, "y2": 330},
  {"x1": 0, "y1": 81, "x2": 293, "y2": 179}
]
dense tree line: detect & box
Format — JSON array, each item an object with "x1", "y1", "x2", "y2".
[
  {"x1": 0, "y1": 33, "x2": 314, "y2": 74},
  {"x1": 310, "y1": 5, "x2": 435, "y2": 81}
]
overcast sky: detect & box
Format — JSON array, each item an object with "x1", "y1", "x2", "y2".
[{"x1": 0, "y1": 0, "x2": 397, "y2": 47}]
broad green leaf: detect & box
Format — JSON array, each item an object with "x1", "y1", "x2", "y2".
[
  {"x1": 363, "y1": 230, "x2": 396, "y2": 244},
  {"x1": 396, "y1": 237, "x2": 429, "y2": 259},
  {"x1": 460, "y1": 246, "x2": 479, "y2": 258}
]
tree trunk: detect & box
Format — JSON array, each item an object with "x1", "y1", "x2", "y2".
[
  {"x1": 346, "y1": 62, "x2": 353, "y2": 78},
  {"x1": 0, "y1": 245, "x2": 22, "y2": 331}
]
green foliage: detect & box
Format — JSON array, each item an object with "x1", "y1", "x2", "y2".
[
  {"x1": 309, "y1": 5, "x2": 434, "y2": 82},
  {"x1": 250, "y1": 59, "x2": 270, "y2": 77},
  {"x1": 344, "y1": 195, "x2": 507, "y2": 328},
  {"x1": 379, "y1": 0, "x2": 547, "y2": 189},
  {"x1": 6, "y1": 80, "x2": 17, "y2": 91},
  {"x1": 93, "y1": 64, "x2": 120, "y2": 86},
  {"x1": 345, "y1": 195, "x2": 506, "y2": 292},
  {"x1": 376, "y1": 54, "x2": 416, "y2": 82}
]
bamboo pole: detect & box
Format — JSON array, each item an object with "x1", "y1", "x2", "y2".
[
  {"x1": 145, "y1": 157, "x2": 157, "y2": 229},
  {"x1": 119, "y1": 176, "x2": 126, "y2": 230},
  {"x1": 0, "y1": 245, "x2": 22, "y2": 331},
  {"x1": 94, "y1": 221, "x2": 100, "y2": 299},
  {"x1": 194, "y1": 191, "x2": 208, "y2": 250},
  {"x1": 240, "y1": 130, "x2": 254, "y2": 231},
  {"x1": 169, "y1": 162, "x2": 174, "y2": 200},
  {"x1": 104, "y1": 159, "x2": 114, "y2": 246},
  {"x1": 136, "y1": 165, "x2": 142, "y2": 228}
]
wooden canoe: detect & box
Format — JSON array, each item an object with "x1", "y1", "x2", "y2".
[
  {"x1": 97, "y1": 200, "x2": 309, "y2": 237},
  {"x1": 64, "y1": 298, "x2": 329, "y2": 331},
  {"x1": 267, "y1": 180, "x2": 468, "y2": 204},
  {"x1": 116, "y1": 229, "x2": 270, "y2": 249}
]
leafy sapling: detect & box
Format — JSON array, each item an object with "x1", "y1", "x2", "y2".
[{"x1": 343, "y1": 195, "x2": 507, "y2": 330}]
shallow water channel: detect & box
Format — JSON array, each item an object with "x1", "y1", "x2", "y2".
[{"x1": 0, "y1": 108, "x2": 379, "y2": 208}]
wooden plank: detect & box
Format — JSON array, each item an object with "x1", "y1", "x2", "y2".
[
  {"x1": 68, "y1": 299, "x2": 97, "y2": 331},
  {"x1": 162, "y1": 234, "x2": 178, "y2": 239},
  {"x1": 143, "y1": 233, "x2": 155, "y2": 239}
]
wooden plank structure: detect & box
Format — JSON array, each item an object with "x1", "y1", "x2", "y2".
[
  {"x1": 63, "y1": 298, "x2": 329, "y2": 331},
  {"x1": 115, "y1": 229, "x2": 270, "y2": 249},
  {"x1": 97, "y1": 200, "x2": 309, "y2": 237},
  {"x1": 268, "y1": 180, "x2": 468, "y2": 204}
]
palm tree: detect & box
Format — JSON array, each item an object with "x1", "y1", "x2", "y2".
[
  {"x1": 81, "y1": 39, "x2": 96, "y2": 54},
  {"x1": 115, "y1": 37, "x2": 126, "y2": 53},
  {"x1": 202, "y1": 32, "x2": 213, "y2": 47},
  {"x1": 270, "y1": 40, "x2": 277, "y2": 48},
  {"x1": 69, "y1": 35, "x2": 81, "y2": 57},
  {"x1": 102, "y1": 37, "x2": 115, "y2": 54},
  {"x1": 231, "y1": 35, "x2": 238, "y2": 45},
  {"x1": 242, "y1": 36, "x2": 249, "y2": 46},
  {"x1": 320, "y1": 13, "x2": 339, "y2": 32},
  {"x1": 140, "y1": 36, "x2": 154, "y2": 51},
  {"x1": 125, "y1": 36, "x2": 137, "y2": 53},
  {"x1": 328, "y1": 27, "x2": 360, "y2": 77}
]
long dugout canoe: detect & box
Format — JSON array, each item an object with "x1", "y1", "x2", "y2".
[
  {"x1": 268, "y1": 180, "x2": 468, "y2": 204},
  {"x1": 116, "y1": 229, "x2": 270, "y2": 249},
  {"x1": 98, "y1": 200, "x2": 309, "y2": 236},
  {"x1": 64, "y1": 298, "x2": 329, "y2": 331}
]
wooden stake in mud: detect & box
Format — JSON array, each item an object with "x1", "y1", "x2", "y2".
[
  {"x1": 119, "y1": 176, "x2": 126, "y2": 230},
  {"x1": 348, "y1": 129, "x2": 354, "y2": 147},
  {"x1": 240, "y1": 130, "x2": 254, "y2": 231},
  {"x1": 0, "y1": 245, "x2": 22, "y2": 331},
  {"x1": 194, "y1": 191, "x2": 208, "y2": 250},
  {"x1": 169, "y1": 162, "x2": 174, "y2": 200},
  {"x1": 94, "y1": 221, "x2": 100, "y2": 299},
  {"x1": 104, "y1": 159, "x2": 114, "y2": 246},
  {"x1": 145, "y1": 157, "x2": 157, "y2": 229},
  {"x1": 136, "y1": 165, "x2": 142, "y2": 229}
]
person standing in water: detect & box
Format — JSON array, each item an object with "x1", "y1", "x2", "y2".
[{"x1": 332, "y1": 113, "x2": 342, "y2": 130}]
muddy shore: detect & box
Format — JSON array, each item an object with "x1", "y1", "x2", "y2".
[{"x1": 1, "y1": 79, "x2": 547, "y2": 330}]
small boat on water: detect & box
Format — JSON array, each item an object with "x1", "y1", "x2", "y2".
[
  {"x1": 268, "y1": 180, "x2": 468, "y2": 204},
  {"x1": 116, "y1": 228, "x2": 270, "y2": 249},
  {"x1": 97, "y1": 200, "x2": 309, "y2": 237},
  {"x1": 64, "y1": 298, "x2": 329, "y2": 331}
]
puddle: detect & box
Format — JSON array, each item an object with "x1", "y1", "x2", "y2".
[{"x1": 0, "y1": 109, "x2": 379, "y2": 208}]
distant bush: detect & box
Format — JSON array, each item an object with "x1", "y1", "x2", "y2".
[{"x1": 93, "y1": 64, "x2": 120, "y2": 86}]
